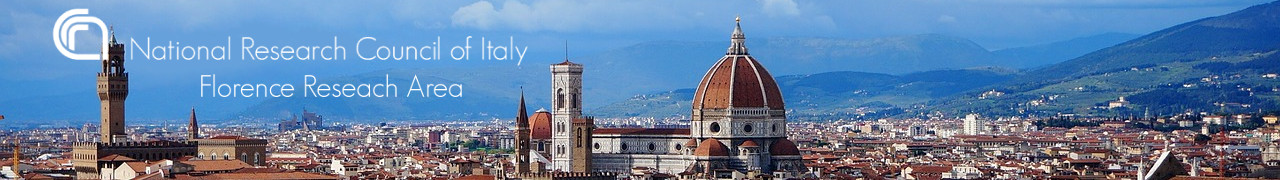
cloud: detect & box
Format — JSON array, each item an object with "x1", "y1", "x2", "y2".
[{"x1": 761, "y1": 0, "x2": 801, "y2": 16}]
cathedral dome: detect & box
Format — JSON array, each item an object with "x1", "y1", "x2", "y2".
[
  {"x1": 740, "y1": 140, "x2": 759, "y2": 147},
  {"x1": 691, "y1": 18, "x2": 784, "y2": 110},
  {"x1": 770, "y1": 139, "x2": 801, "y2": 156},
  {"x1": 529, "y1": 109, "x2": 553, "y2": 139},
  {"x1": 693, "y1": 138, "x2": 730, "y2": 156}
]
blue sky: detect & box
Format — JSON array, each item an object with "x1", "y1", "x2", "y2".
[
  {"x1": 2, "y1": 0, "x2": 1270, "y2": 88},
  {"x1": 0, "y1": 0, "x2": 1273, "y2": 124}
]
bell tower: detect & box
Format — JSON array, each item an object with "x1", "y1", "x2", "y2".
[
  {"x1": 549, "y1": 58, "x2": 582, "y2": 171},
  {"x1": 98, "y1": 27, "x2": 128, "y2": 143}
]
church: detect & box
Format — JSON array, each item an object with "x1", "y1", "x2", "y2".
[{"x1": 511, "y1": 17, "x2": 806, "y2": 179}]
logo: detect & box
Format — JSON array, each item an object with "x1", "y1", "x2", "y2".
[{"x1": 53, "y1": 9, "x2": 108, "y2": 61}]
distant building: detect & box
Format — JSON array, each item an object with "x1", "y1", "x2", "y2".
[
  {"x1": 964, "y1": 114, "x2": 983, "y2": 135},
  {"x1": 278, "y1": 108, "x2": 327, "y2": 132},
  {"x1": 1108, "y1": 96, "x2": 1129, "y2": 109}
]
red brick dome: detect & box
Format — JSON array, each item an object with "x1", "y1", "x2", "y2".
[
  {"x1": 770, "y1": 139, "x2": 801, "y2": 156},
  {"x1": 691, "y1": 19, "x2": 784, "y2": 110},
  {"x1": 529, "y1": 109, "x2": 553, "y2": 139},
  {"x1": 740, "y1": 140, "x2": 760, "y2": 147},
  {"x1": 693, "y1": 138, "x2": 730, "y2": 156}
]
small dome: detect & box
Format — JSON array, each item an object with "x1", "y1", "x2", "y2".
[
  {"x1": 740, "y1": 140, "x2": 760, "y2": 147},
  {"x1": 770, "y1": 139, "x2": 801, "y2": 156},
  {"x1": 693, "y1": 138, "x2": 730, "y2": 156},
  {"x1": 529, "y1": 111, "x2": 553, "y2": 139}
]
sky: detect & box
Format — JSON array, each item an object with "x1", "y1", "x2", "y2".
[
  {"x1": 2, "y1": 0, "x2": 1270, "y2": 89},
  {"x1": 0, "y1": 0, "x2": 1273, "y2": 124}
]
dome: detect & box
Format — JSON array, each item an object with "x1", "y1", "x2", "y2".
[
  {"x1": 770, "y1": 139, "x2": 801, "y2": 156},
  {"x1": 529, "y1": 109, "x2": 553, "y2": 139},
  {"x1": 691, "y1": 19, "x2": 784, "y2": 110},
  {"x1": 740, "y1": 140, "x2": 760, "y2": 147},
  {"x1": 693, "y1": 138, "x2": 730, "y2": 156}
]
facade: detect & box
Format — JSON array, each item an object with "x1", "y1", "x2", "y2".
[
  {"x1": 72, "y1": 141, "x2": 198, "y2": 179},
  {"x1": 512, "y1": 17, "x2": 805, "y2": 179},
  {"x1": 191, "y1": 136, "x2": 269, "y2": 166}
]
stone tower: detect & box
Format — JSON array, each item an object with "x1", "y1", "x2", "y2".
[
  {"x1": 570, "y1": 117, "x2": 594, "y2": 172},
  {"x1": 514, "y1": 89, "x2": 531, "y2": 173},
  {"x1": 98, "y1": 28, "x2": 128, "y2": 143},
  {"x1": 549, "y1": 58, "x2": 582, "y2": 171},
  {"x1": 189, "y1": 107, "x2": 199, "y2": 140}
]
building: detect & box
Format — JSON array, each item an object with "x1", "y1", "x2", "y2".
[
  {"x1": 278, "y1": 108, "x2": 327, "y2": 132},
  {"x1": 549, "y1": 55, "x2": 586, "y2": 172},
  {"x1": 72, "y1": 28, "x2": 268, "y2": 179},
  {"x1": 188, "y1": 108, "x2": 270, "y2": 166},
  {"x1": 511, "y1": 17, "x2": 805, "y2": 179},
  {"x1": 964, "y1": 114, "x2": 983, "y2": 135},
  {"x1": 73, "y1": 30, "x2": 201, "y2": 179}
]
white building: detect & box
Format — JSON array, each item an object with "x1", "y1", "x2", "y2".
[{"x1": 964, "y1": 114, "x2": 983, "y2": 135}]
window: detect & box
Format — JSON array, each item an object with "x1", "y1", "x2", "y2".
[
  {"x1": 648, "y1": 143, "x2": 656, "y2": 151},
  {"x1": 710, "y1": 122, "x2": 721, "y2": 133},
  {"x1": 744, "y1": 124, "x2": 753, "y2": 133},
  {"x1": 557, "y1": 89, "x2": 565, "y2": 109},
  {"x1": 571, "y1": 93, "x2": 578, "y2": 109},
  {"x1": 594, "y1": 143, "x2": 601, "y2": 150}
]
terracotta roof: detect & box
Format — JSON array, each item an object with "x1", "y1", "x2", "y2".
[
  {"x1": 553, "y1": 60, "x2": 579, "y2": 66},
  {"x1": 205, "y1": 172, "x2": 340, "y2": 179},
  {"x1": 207, "y1": 136, "x2": 251, "y2": 140},
  {"x1": 124, "y1": 161, "x2": 149, "y2": 173},
  {"x1": 740, "y1": 140, "x2": 759, "y2": 147},
  {"x1": 183, "y1": 159, "x2": 251, "y2": 172},
  {"x1": 593, "y1": 128, "x2": 690, "y2": 135},
  {"x1": 98, "y1": 154, "x2": 137, "y2": 161},
  {"x1": 529, "y1": 111, "x2": 553, "y2": 139},
  {"x1": 693, "y1": 138, "x2": 730, "y2": 156},
  {"x1": 691, "y1": 32, "x2": 784, "y2": 111},
  {"x1": 457, "y1": 175, "x2": 497, "y2": 180},
  {"x1": 770, "y1": 139, "x2": 801, "y2": 155}
]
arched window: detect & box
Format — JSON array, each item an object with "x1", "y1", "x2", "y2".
[
  {"x1": 556, "y1": 89, "x2": 565, "y2": 109},
  {"x1": 576, "y1": 128, "x2": 583, "y2": 147},
  {"x1": 570, "y1": 93, "x2": 578, "y2": 109}
]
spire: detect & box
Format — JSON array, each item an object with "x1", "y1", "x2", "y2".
[
  {"x1": 188, "y1": 106, "x2": 199, "y2": 140},
  {"x1": 517, "y1": 87, "x2": 529, "y2": 127},
  {"x1": 108, "y1": 25, "x2": 117, "y2": 44},
  {"x1": 727, "y1": 15, "x2": 748, "y2": 55}
]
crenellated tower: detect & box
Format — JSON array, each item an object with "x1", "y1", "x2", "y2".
[{"x1": 97, "y1": 27, "x2": 128, "y2": 143}]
